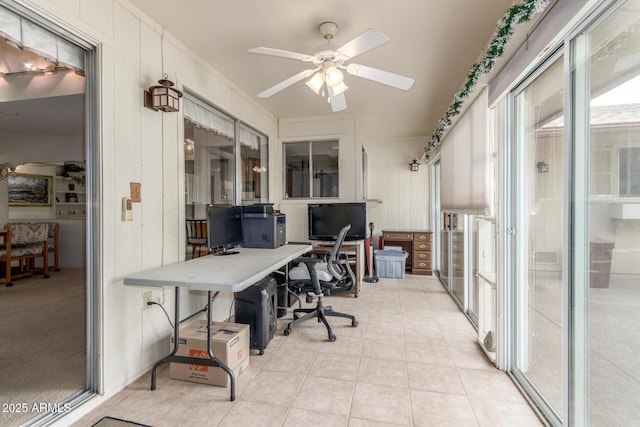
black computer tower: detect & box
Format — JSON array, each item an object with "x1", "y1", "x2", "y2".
[
  {"x1": 235, "y1": 276, "x2": 277, "y2": 354},
  {"x1": 242, "y1": 213, "x2": 286, "y2": 248}
]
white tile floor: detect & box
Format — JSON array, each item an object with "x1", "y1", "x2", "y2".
[{"x1": 73, "y1": 275, "x2": 544, "y2": 426}]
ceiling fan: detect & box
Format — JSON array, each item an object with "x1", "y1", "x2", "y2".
[{"x1": 249, "y1": 22, "x2": 415, "y2": 112}]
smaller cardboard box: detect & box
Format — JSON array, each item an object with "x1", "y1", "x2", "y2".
[{"x1": 169, "y1": 320, "x2": 250, "y2": 387}]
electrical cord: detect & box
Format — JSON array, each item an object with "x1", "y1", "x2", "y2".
[
  {"x1": 148, "y1": 291, "x2": 222, "y2": 329},
  {"x1": 147, "y1": 301, "x2": 174, "y2": 329},
  {"x1": 229, "y1": 295, "x2": 235, "y2": 320}
]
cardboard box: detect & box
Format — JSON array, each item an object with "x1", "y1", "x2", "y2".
[{"x1": 169, "y1": 320, "x2": 250, "y2": 387}]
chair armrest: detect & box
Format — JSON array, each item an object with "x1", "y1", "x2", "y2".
[
  {"x1": 292, "y1": 257, "x2": 323, "y2": 295},
  {"x1": 293, "y1": 256, "x2": 324, "y2": 265}
]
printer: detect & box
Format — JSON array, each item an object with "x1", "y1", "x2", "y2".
[{"x1": 242, "y1": 204, "x2": 286, "y2": 249}]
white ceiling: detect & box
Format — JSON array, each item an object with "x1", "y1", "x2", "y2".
[
  {"x1": 0, "y1": 1, "x2": 519, "y2": 144},
  {"x1": 128, "y1": 0, "x2": 516, "y2": 139}
]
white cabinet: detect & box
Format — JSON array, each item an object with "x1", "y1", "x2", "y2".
[{"x1": 54, "y1": 176, "x2": 86, "y2": 219}]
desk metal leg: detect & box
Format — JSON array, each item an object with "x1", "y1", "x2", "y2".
[
  {"x1": 150, "y1": 288, "x2": 236, "y2": 401},
  {"x1": 207, "y1": 291, "x2": 235, "y2": 401}
]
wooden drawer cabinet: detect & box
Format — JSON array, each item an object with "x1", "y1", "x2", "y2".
[
  {"x1": 381, "y1": 230, "x2": 433, "y2": 275},
  {"x1": 414, "y1": 233, "x2": 431, "y2": 243},
  {"x1": 382, "y1": 232, "x2": 413, "y2": 241},
  {"x1": 413, "y1": 240, "x2": 431, "y2": 251}
]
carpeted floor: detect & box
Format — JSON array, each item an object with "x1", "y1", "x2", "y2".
[{"x1": 0, "y1": 269, "x2": 86, "y2": 427}]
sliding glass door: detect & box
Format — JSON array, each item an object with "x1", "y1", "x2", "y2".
[
  {"x1": 572, "y1": 1, "x2": 640, "y2": 424},
  {"x1": 512, "y1": 54, "x2": 565, "y2": 422}
]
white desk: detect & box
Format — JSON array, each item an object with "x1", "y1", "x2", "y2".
[{"x1": 124, "y1": 244, "x2": 311, "y2": 400}]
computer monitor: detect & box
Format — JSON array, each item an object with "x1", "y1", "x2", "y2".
[
  {"x1": 308, "y1": 203, "x2": 367, "y2": 241},
  {"x1": 207, "y1": 205, "x2": 243, "y2": 255}
]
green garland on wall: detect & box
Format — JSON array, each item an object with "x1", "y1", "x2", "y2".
[{"x1": 424, "y1": 0, "x2": 552, "y2": 159}]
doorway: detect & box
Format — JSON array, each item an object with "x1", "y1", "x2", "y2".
[{"x1": 0, "y1": 4, "x2": 98, "y2": 426}]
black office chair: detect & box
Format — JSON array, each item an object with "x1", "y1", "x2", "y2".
[
  {"x1": 186, "y1": 219, "x2": 208, "y2": 259},
  {"x1": 284, "y1": 224, "x2": 358, "y2": 341}
]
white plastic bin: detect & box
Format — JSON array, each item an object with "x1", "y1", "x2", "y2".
[{"x1": 374, "y1": 250, "x2": 409, "y2": 279}]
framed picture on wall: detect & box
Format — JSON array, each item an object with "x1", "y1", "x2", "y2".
[{"x1": 7, "y1": 173, "x2": 52, "y2": 207}]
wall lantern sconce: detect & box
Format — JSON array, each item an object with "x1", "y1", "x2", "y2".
[
  {"x1": 410, "y1": 159, "x2": 420, "y2": 172},
  {"x1": 536, "y1": 161, "x2": 549, "y2": 173},
  {"x1": 144, "y1": 74, "x2": 183, "y2": 112}
]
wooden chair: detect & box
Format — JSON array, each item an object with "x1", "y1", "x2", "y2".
[
  {"x1": 186, "y1": 219, "x2": 208, "y2": 259},
  {"x1": 0, "y1": 223, "x2": 50, "y2": 287},
  {"x1": 5, "y1": 222, "x2": 59, "y2": 271}
]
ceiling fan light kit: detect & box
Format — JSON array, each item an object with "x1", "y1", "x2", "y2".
[
  {"x1": 305, "y1": 71, "x2": 324, "y2": 94},
  {"x1": 324, "y1": 66, "x2": 344, "y2": 87},
  {"x1": 330, "y1": 81, "x2": 348, "y2": 96},
  {"x1": 249, "y1": 21, "x2": 414, "y2": 113}
]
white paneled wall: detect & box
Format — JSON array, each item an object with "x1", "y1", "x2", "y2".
[
  {"x1": 276, "y1": 115, "x2": 430, "y2": 244},
  {"x1": 366, "y1": 136, "x2": 431, "y2": 247},
  {"x1": 278, "y1": 115, "x2": 361, "y2": 242},
  {"x1": 28, "y1": 0, "x2": 277, "y2": 402}
]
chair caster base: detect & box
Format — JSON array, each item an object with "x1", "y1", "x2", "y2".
[
  {"x1": 352, "y1": 319, "x2": 358, "y2": 327},
  {"x1": 283, "y1": 328, "x2": 291, "y2": 336},
  {"x1": 328, "y1": 333, "x2": 337, "y2": 342}
]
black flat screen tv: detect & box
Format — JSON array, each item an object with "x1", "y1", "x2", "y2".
[
  {"x1": 207, "y1": 205, "x2": 243, "y2": 255},
  {"x1": 308, "y1": 203, "x2": 367, "y2": 241}
]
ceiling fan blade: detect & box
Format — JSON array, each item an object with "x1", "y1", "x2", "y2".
[
  {"x1": 329, "y1": 91, "x2": 347, "y2": 112},
  {"x1": 257, "y1": 68, "x2": 318, "y2": 98},
  {"x1": 337, "y1": 29, "x2": 389, "y2": 59},
  {"x1": 248, "y1": 47, "x2": 314, "y2": 62},
  {"x1": 346, "y1": 63, "x2": 414, "y2": 90}
]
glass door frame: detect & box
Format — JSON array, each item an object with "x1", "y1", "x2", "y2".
[
  {"x1": 431, "y1": 159, "x2": 442, "y2": 275},
  {"x1": 0, "y1": 1, "x2": 103, "y2": 424},
  {"x1": 507, "y1": 46, "x2": 566, "y2": 427},
  {"x1": 568, "y1": 1, "x2": 626, "y2": 424}
]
